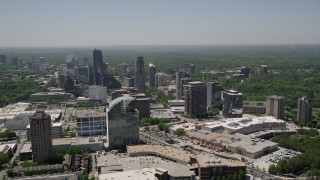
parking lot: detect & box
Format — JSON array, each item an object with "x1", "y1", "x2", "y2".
[{"x1": 248, "y1": 147, "x2": 301, "y2": 171}]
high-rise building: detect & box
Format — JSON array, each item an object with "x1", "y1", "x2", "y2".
[
  {"x1": 207, "y1": 81, "x2": 222, "y2": 108},
  {"x1": 184, "y1": 81, "x2": 207, "y2": 117},
  {"x1": 107, "y1": 96, "x2": 139, "y2": 149},
  {"x1": 135, "y1": 56, "x2": 146, "y2": 93},
  {"x1": 124, "y1": 77, "x2": 134, "y2": 87},
  {"x1": 184, "y1": 63, "x2": 195, "y2": 75},
  {"x1": 93, "y1": 49, "x2": 107, "y2": 85},
  {"x1": 58, "y1": 73, "x2": 66, "y2": 88},
  {"x1": 30, "y1": 110, "x2": 53, "y2": 163},
  {"x1": 149, "y1": 64, "x2": 156, "y2": 86},
  {"x1": 75, "y1": 66, "x2": 90, "y2": 84},
  {"x1": 0, "y1": 55, "x2": 7, "y2": 63},
  {"x1": 155, "y1": 73, "x2": 168, "y2": 87},
  {"x1": 39, "y1": 57, "x2": 45, "y2": 63},
  {"x1": 240, "y1": 66, "x2": 250, "y2": 78},
  {"x1": 176, "y1": 71, "x2": 191, "y2": 100},
  {"x1": 297, "y1": 96, "x2": 312, "y2": 124},
  {"x1": 66, "y1": 55, "x2": 76, "y2": 76},
  {"x1": 119, "y1": 63, "x2": 129, "y2": 77},
  {"x1": 222, "y1": 90, "x2": 243, "y2": 118},
  {"x1": 266, "y1": 95, "x2": 285, "y2": 119},
  {"x1": 89, "y1": 85, "x2": 107, "y2": 103}
]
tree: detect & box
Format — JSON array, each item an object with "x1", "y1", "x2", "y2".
[
  {"x1": 238, "y1": 170, "x2": 246, "y2": 180},
  {"x1": 268, "y1": 164, "x2": 278, "y2": 175},
  {"x1": 174, "y1": 128, "x2": 186, "y2": 136},
  {"x1": 232, "y1": 173, "x2": 238, "y2": 180},
  {"x1": 0, "y1": 153, "x2": 9, "y2": 169}
]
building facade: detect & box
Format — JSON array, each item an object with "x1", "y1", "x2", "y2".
[
  {"x1": 207, "y1": 81, "x2": 222, "y2": 108},
  {"x1": 222, "y1": 90, "x2": 243, "y2": 118},
  {"x1": 184, "y1": 81, "x2": 207, "y2": 117},
  {"x1": 155, "y1": 73, "x2": 168, "y2": 87},
  {"x1": 149, "y1": 64, "x2": 156, "y2": 86},
  {"x1": 297, "y1": 96, "x2": 312, "y2": 124},
  {"x1": 135, "y1": 56, "x2": 146, "y2": 93},
  {"x1": 75, "y1": 66, "x2": 89, "y2": 84},
  {"x1": 266, "y1": 95, "x2": 285, "y2": 119},
  {"x1": 184, "y1": 63, "x2": 195, "y2": 75},
  {"x1": 176, "y1": 71, "x2": 191, "y2": 100},
  {"x1": 88, "y1": 85, "x2": 107, "y2": 103},
  {"x1": 30, "y1": 110, "x2": 53, "y2": 163},
  {"x1": 107, "y1": 96, "x2": 139, "y2": 149},
  {"x1": 77, "y1": 112, "x2": 107, "y2": 137}
]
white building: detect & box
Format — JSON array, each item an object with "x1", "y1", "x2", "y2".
[
  {"x1": 76, "y1": 110, "x2": 106, "y2": 137},
  {"x1": 89, "y1": 85, "x2": 107, "y2": 103}
]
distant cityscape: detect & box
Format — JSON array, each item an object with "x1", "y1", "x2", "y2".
[{"x1": 0, "y1": 47, "x2": 318, "y2": 180}]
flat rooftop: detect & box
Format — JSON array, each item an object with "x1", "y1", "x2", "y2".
[
  {"x1": 20, "y1": 143, "x2": 32, "y2": 153},
  {"x1": 76, "y1": 109, "x2": 106, "y2": 117},
  {"x1": 228, "y1": 137, "x2": 278, "y2": 154},
  {"x1": 31, "y1": 92, "x2": 71, "y2": 95},
  {"x1": 127, "y1": 144, "x2": 193, "y2": 163},
  {"x1": 52, "y1": 137, "x2": 103, "y2": 146},
  {"x1": 99, "y1": 168, "x2": 162, "y2": 180},
  {"x1": 203, "y1": 116, "x2": 285, "y2": 130},
  {"x1": 196, "y1": 153, "x2": 245, "y2": 168}
]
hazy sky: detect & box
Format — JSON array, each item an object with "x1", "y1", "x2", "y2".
[{"x1": 0, "y1": 0, "x2": 320, "y2": 47}]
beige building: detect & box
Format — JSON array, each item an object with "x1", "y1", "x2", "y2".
[
  {"x1": 266, "y1": 95, "x2": 285, "y2": 119},
  {"x1": 30, "y1": 110, "x2": 53, "y2": 163}
]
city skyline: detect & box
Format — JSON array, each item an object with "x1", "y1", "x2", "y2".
[{"x1": 0, "y1": 0, "x2": 320, "y2": 47}]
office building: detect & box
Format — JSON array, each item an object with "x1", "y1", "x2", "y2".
[
  {"x1": 66, "y1": 55, "x2": 76, "y2": 76},
  {"x1": 76, "y1": 110, "x2": 106, "y2": 137},
  {"x1": 176, "y1": 71, "x2": 191, "y2": 99},
  {"x1": 124, "y1": 77, "x2": 134, "y2": 87},
  {"x1": 89, "y1": 85, "x2": 107, "y2": 103},
  {"x1": 260, "y1": 65, "x2": 268, "y2": 74},
  {"x1": 222, "y1": 90, "x2": 243, "y2": 118},
  {"x1": 26, "y1": 123, "x2": 63, "y2": 140},
  {"x1": 243, "y1": 101, "x2": 266, "y2": 114},
  {"x1": 119, "y1": 63, "x2": 129, "y2": 84},
  {"x1": 266, "y1": 95, "x2": 285, "y2": 119},
  {"x1": 11, "y1": 57, "x2": 22, "y2": 69},
  {"x1": 155, "y1": 73, "x2": 168, "y2": 87},
  {"x1": 135, "y1": 56, "x2": 146, "y2": 93},
  {"x1": 207, "y1": 81, "x2": 222, "y2": 108},
  {"x1": 30, "y1": 110, "x2": 53, "y2": 163},
  {"x1": 184, "y1": 81, "x2": 207, "y2": 117},
  {"x1": 75, "y1": 66, "x2": 89, "y2": 84},
  {"x1": 39, "y1": 57, "x2": 45, "y2": 63},
  {"x1": 240, "y1": 66, "x2": 250, "y2": 77},
  {"x1": 0, "y1": 55, "x2": 7, "y2": 63},
  {"x1": 149, "y1": 64, "x2": 156, "y2": 86},
  {"x1": 107, "y1": 96, "x2": 139, "y2": 149},
  {"x1": 184, "y1": 63, "x2": 195, "y2": 75},
  {"x1": 93, "y1": 49, "x2": 107, "y2": 85},
  {"x1": 297, "y1": 96, "x2": 312, "y2": 124},
  {"x1": 29, "y1": 92, "x2": 72, "y2": 102}
]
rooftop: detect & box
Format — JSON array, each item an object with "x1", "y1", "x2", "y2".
[
  {"x1": 203, "y1": 116, "x2": 285, "y2": 130},
  {"x1": 196, "y1": 153, "x2": 245, "y2": 168},
  {"x1": 76, "y1": 109, "x2": 106, "y2": 117},
  {"x1": 127, "y1": 144, "x2": 193, "y2": 163}
]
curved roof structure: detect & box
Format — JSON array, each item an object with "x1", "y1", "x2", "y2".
[{"x1": 108, "y1": 95, "x2": 134, "y2": 112}]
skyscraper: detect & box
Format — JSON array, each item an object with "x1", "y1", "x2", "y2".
[
  {"x1": 222, "y1": 90, "x2": 243, "y2": 118},
  {"x1": 93, "y1": 49, "x2": 107, "y2": 85},
  {"x1": 66, "y1": 55, "x2": 76, "y2": 76},
  {"x1": 184, "y1": 81, "x2": 207, "y2": 117},
  {"x1": 297, "y1": 96, "x2": 312, "y2": 124},
  {"x1": 176, "y1": 71, "x2": 191, "y2": 99},
  {"x1": 107, "y1": 96, "x2": 139, "y2": 149},
  {"x1": 155, "y1": 73, "x2": 168, "y2": 87},
  {"x1": 184, "y1": 63, "x2": 195, "y2": 75},
  {"x1": 149, "y1": 64, "x2": 156, "y2": 86},
  {"x1": 207, "y1": 81, "x2": 222, "y2": 108},
  {"x1": 266, "y1": 95, "x2": 285, "y2": 119},
  {"x1": 240, "y1": 66, "x2": 250, "y2": 78},
  {"x1": 135, "y1": 56, "x2": 146, "y2": 93},
  {"x1": 0, "y1": 55, "x2": 7, "y2": 63},
  {"x1": 30, "y1": 110, "x2": 53, "y2": 163},
  {"x1": 75, "y1": 66, "x2": 89, "y2": 84}
]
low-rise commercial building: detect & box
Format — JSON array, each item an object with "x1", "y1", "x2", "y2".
[
  {"x1": 29, "y1": 92, "x2": 72, "y2": 102},
  {"x1": 76, "y1": 110, "x2": 106, "y2": 137},
  {"x1": 52, "y1": 137, "x2": 103, "y2": 152}
]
